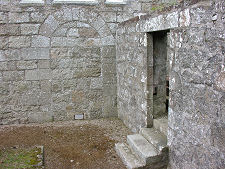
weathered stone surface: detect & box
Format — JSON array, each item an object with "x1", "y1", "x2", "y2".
[
  {"x1": 78, "y1": 27, "x2": 99, "y2": 38},
  {"x1": 39, "y1": 15, "x2": 59, "y2": 37},
  {"x1": 25, "y1": 69, "x2": 51, "y2": 81},
  {"x1": 0, "y1": 37, "x2": 8, "y2": 49},
  {"x1": 74, "y1": 68, "x2": 101, "y2": 78},
  {"x1": 31, "y1": 35, "x2": 50, "y2": 47},
  {"x1": 21, "y1": 48, "x2": 49, "y2": 60},
  {"x1": 9, "y1": 36, "x2": 31, "y2": 48},
  {"x1": 28, "y1": 111, "x2": 53, "y2": 123},
  {"x1": 0, "y1": 12, "x2": 8, "y2": 23},
  {"x1": 0, "y1": 2, "x2": 224, "y2": 169},
  {"x1": 38, "y1": 60, "x2": 50, "y2": 69},
  {"x1": 30, "y1": 11, "x2": 46, "y2": 23},
  {"x1": 90, "y1": 78, "x2": 103, "y2": 89},
  {"x1": 2, "y1": 71, "x2": 24, "y2": 81},
  {"x1": 21, "y1": 24, "x2": 40, "y2": 35},
  {"x1": 17, "y1": 60, "x2": 38, "y2": 70},
  {"x1": 9, "y1": 12, "x2": 29, "y2": 23}
]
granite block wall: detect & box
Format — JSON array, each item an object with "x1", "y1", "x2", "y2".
[
  {"x1": 0, "y1": 0, "x2": 126, "y2": 124},
  {"x1": 117, "y1": 0, "x2": 224, "y2": 168},
  {"x1": 0, "y1": 0, "x2": 184, "y2": 124}
]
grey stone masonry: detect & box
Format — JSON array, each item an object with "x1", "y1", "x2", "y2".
[
  {"x1": 1, "y1": 0, "x2": 163, "y2": 125},
  {"x1": 116, "y1": 0, "x2": 225, "y2": 169}
]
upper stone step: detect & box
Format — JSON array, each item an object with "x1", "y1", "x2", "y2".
[
  {"x1": 115, "y1": 143, "x2": 145, "y2": 169},
  {"x1": 127, "y1": 134, "x2": 160, "y2": 165},
  {"x1": 139, "y1": 128, "x2": 167, "y2": 153},
  {"x1": 153, "y1": 117, "x2": 168, "y2": 136}
]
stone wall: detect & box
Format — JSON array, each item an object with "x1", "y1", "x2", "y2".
[
  {"x1": 0, "y1": 0, "x2": 128, "y2": 124},
  {"x1": 0, "y1": 0, "x2": 185, "y2": 124},
  {"x1": 117, "y1": 0, "x2": 224, "y2": 168}
]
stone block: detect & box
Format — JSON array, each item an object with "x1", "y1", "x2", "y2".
[
  {"x1": 165, "y1": 11, "x2": 179, "y2": 28},
  {"x1": 54, "y1": 7, "x2": 72, "y2": 22},
  {"x1": 101, "y1": 35, "x2": 115, "y2": 46},
  {"x1": 101, "y1": 12, "x2": 116, "y2": 22},
  {"x1": 77, "y1": 22, "x2": 90, "y2": 28},
  {"x1": 0, "y1": 12, "x2": 8, "y2": 23},
  {"x1": 25, "y1": 69, "x2": 38, "y2": 81},
  {"x1": 179, "y1": 9, "x2": 190, "y2": 27},
  {"x1": 31, "y1": 35, "x2": 50, "y2": 47},
  {"x1": 28, "y1": 111, "x2": 53, "y2": 123},
  {"x1": 98, "y1": 25, "x2": 112, "y2": 38},
  {"x1": 39, "y1": 69, "x2": 51, "y2": 80},
  {"x1": 2, "y1": 71, "x2": 24, "y2": 81},
  {"x1": 50, "y1": 48, "x2": 68, "y2": 59},
  {"x1": 72, "y1": 8, "x2": 79, "y2": 20},
  {"x1": 17, "y1": 60, "x2": 38, "y2": 70},
  {"x1": 117, "y1": 12, "x2": 134, "y2": 23},
  {"x1": 39, "y1": 15, "x2": 59, "y2": 37},
  {"x1": 21, "y1": 48, "x2": 50, "y2": 60},
  {"x1": 52, "y1": 68, "x2": 74, "y2": 80},
  {"x1": 0, "y1": 37, "x2": 8, "y2": 49},
  {"x1": 7, "y1": 61, "x2": 17, "y2": 71},
  {"x1": 4, "y1": 49, "x2": 22, "y2": 61},
  {"x1": 74, "y1": 67, "x2": 101, "y2": 78},
  {"x1": 0, "y1": 62, "x2": 8, "y2": 71},
  {"x1": 52, "y1": 27, "x2": 67, "y2": 36},
  {"x1": 0, "y1": 24, "x2": 7, "y2": 35},
  {"x1": 39, "y1": 91, "x2": 51, "y2": 105},
  {"x1": 90, "y1": 78, "x2": 103, "y2": 89},
  {"x1": 38, "y1": 60, "x2": 50, "y2": 69},
  {"x1": 25, "y1": 69, "x2": 51, "y2": 80},
  {"x1": 40, "y1": 80, "x2": 51, "y2": 92},
  {"x1": 67, "y1": 28, "x2": 79, "y2": 37},
  {"x1": 9, "y1": 36, "x2": 31, "y2": 48},
  {"x1": 21, "y1": 24, "x2": 40, "y2": 35},
  {"x1": 78, "y1": 27, "x2": 99, "y2": 38},
  {"x1": 101, "y1": 46, "x2": 116, "y2": 58},
  {"x1": 0, "y1": 50, "x2": 6, "y2": 61},
  {"x1": 30, "y1": 11, "x2": 46, "y2": 23},
  {"x1": 7, "y1": 24, "x2": 21, "y2": 36},
  {"x1": 102, "y1": 64, "x2": 116, "y2": 74},
  {"x1": 9, "y1": 12, "x2": 29, "y2": 23},
  {"x1": 91, "y1": 17, "x2": 105, "y2": 30}
]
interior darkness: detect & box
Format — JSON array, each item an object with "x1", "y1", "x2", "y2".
[{"x1": 152, "y1": 30, "x2": 169, "y2": 118}]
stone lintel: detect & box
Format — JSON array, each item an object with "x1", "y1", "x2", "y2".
[
  {"x1": 20, "y1": 0, "x2": 44, "y2": 5},
  {"x1": 53, "y1": 0, "x2": 98, "y2": 5},
  {"x1": 105, "y1": 0, "x2": 127, "y2": 5}
]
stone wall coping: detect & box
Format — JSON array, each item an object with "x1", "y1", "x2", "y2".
[
  {"x1": 20, "y1": 0, "x2": 45, "y2": 5},
  {"x1": 105, "y1": 0, "x2": 127, "y2": 5},
  {"x1": 52, "y1": 0, "x2": 98, "y2": 5}
]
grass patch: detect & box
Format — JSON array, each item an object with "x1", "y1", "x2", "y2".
[{"x1": 0, "y1": 146, "x2": 43, "y2": 169}]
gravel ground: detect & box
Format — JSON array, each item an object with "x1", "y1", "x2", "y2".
[{"x1": 0, "y1": 118, "x2": 132, "y2": 169}]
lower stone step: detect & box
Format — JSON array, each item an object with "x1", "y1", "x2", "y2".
[
  {"x1": 153, "y1": 117, "x2": 168, "y2": 136},
  {"x1": 139, "y1": 128, "x2": 167, "y2": 152},
  {"x1": 115, "y1": 143, "x2": 145, "y2": 169},
  {"x1": 127, "y1": 134, "x2": 161, "y2": 165}
]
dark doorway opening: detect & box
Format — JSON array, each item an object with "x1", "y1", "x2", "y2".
[
  {"x1": 147, "y1": 30, "x2": 169, "y2": 126},
  {"x1": 152, "y1": 30, "x2": 169, "y2": 118}
]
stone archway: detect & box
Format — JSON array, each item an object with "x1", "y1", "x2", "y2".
[{"x1": 36, "y1": 7, "x2": 117, "y2": 121}]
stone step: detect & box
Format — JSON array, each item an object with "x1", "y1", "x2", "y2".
[
  {"x1": 139, "y1": 128, "x2": 167, "y2": 153},
  {"x1": 115, "y1": 143, "x2": 145, "y2": 169},
  {"x1": 127, "y1": 134, "x2": 161, "y2": 165},
  {"x1": 153, "y1": 117, "x2": 168, "y2": 136}
]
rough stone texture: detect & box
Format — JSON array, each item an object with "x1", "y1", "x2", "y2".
[
  {"x1": 1, "y1": 0, "x2": 154, "y2": 125},
  {"x1": 0, "y1": 0, "x2": 224, "y2": 168},
  {"x1": 117, "y1": 0, "x2": 225, "y2": 169}
]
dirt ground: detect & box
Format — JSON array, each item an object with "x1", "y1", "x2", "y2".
[{"x1": 0, "y1": 118, "x2": 132, "y2": 169}]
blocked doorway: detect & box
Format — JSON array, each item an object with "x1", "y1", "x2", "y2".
[{"x1": 147, "y1": 30, "x2": 169, "y2": 127}]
